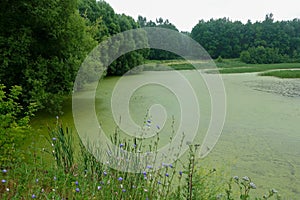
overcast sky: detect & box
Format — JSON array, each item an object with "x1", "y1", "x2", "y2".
[{"x1": 104, "y1": 0, "x2": 300, "y2": 32}]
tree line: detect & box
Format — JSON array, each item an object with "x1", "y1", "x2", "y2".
[{"x1": 191, "y1": 14, "x2": 300, "y2": 63}]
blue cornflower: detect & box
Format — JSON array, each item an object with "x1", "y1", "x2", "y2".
[
  {"x1": 75, "y1": 181, "x2": 79, "y2": 186},
  {"x1": 242, "y1": 176, "x2": 249, "y2": 181},
  {"x1": 169, "y1": 164, "x2": 173, "y2": 168},
  {"x1": 118, "y1": 177, "x2": 123, "y2": 181},
  {"x1": 165, "y1": 173, "x2": 169, "y2": 177},
  {"x1": 2, "y1": 179, "x2": 6, "y2": 183},
  {"x1": 32, "y1": 194, "x2": 36, "y2": 198},
  {"x1": 2, "y1": 169, "x2": 7, "y2": 173},
  {"x1": 75, "y1": 188, "x2": 80, "y2": 192},
  {"x1": 179, "y1": 171, "x2": 183, "y2": 176},
  {"x1": 142, "y1": 171, "x2": 147, "y2": 176},
  {"x1": 147, "y1": 165, "x2": 152, "y2": 169},
  {"x1": 249, "y1": 182, "x2": 256, "y2": 189}
]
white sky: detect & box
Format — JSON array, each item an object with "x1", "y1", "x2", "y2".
[{"x1": 104, "y1": 0, "x2": 300, "y2": 32}]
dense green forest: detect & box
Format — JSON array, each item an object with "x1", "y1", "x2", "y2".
[{"x1": 191, "y1": 14, "x2": 300, "y2": 62}]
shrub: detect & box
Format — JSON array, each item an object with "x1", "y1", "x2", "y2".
[{"x1": 0, "y1": 84, "x2": 36, "y2": 167}]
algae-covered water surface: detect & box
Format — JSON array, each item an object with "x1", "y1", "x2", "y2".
[{"x1": 32, "y1": 70, "x2": 300, "y2": 198}]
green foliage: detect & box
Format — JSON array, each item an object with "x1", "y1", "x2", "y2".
[
  {"x1": 191, "y1": 15, "x2": 300, "y2": 60},
  {"x1": 0, "y1": 84, "x2": 36, "y2": 167},
  {"x1": 78, "y1": 0, "x2": 149, "y2": 76},
  {"x1": 240, "y1": 47, "x2": 286, "y2": 64},
  {"x1": 0, "y1": 0, "x2": 96, "y2": 113}
]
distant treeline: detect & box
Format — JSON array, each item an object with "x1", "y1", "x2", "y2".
[{"x1": 191, "y1": 14, "x2": 300, "y2": 63}]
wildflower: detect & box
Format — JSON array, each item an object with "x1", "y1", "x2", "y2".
[
  {"x1": 179, "y1": 171, "x2": 183, "y2": 176},
  {"x1": 97, "y1": 186, "x2": 101, "y2": 190},
  {"x1": 233, "y1": 176, "x2": 239, "y2": 181},
  {"x1": 2, "y1": 179, "x2": 6, "y2": 183},
  {"x1": 6, "y1": 188, "x2": 9, "y2": 192},
  {"x1": 75, "y1": 181, "x2": 79, "y2": 186},
  {"x1": 147, "y1": 119, "x2": 151, "y2": 124},
  {"x1": 169, "y1": 164, "x2": 173, "y2": 168},
  {"x1": 52, "y1": 137, "x2": 57, "y2": 141},
  {"x1": 147, "y1": 165, "x2": 152, "y2": 169},
  {"x1": 144, "y1": 188, "x2": 148, "y2": 192},
  {"x1": 133, "y1": 144, "x2": 137, "y2": 148},
  {"x1": 41, "y1": 189, "x2": 44, "y2": 193},
  {"x1": 142, "y1": 171, "x2": 147, "y2": 176},
  {"x1": 242, "y1": 176, "x2": 249, "y2": 181},
  {"x1": 157, "y1": 181, "x2": 161, "y2": 184},
  {"x1": 103, "y1": 171, "x2": 107, "y2": 176},
  {"x1": 53, "y1": 176, "x2": 57, "y2": 181},
  {"x1": 249, "y1": 182, "x2": 256, "y2": 189},
  {"x1": 118, "y1": 177, "x2": 123, "y2": 182},
  {"x1": 75, "y1": 188, "x2": 80, "y2": 192},
  {"x1": 32, "y1": 194, "x2": 36, "y2": 198},
  {"x1": 122, "y1": 189, "x2": 126, "y2": 192},
  {"x1": 2, "y1": 169, "x2": 7, "y2": 173},
  {"x1": 165, "y1": 173, "x2": 169, "y2": 177},
  {"x1": 120, "y1": 143, "x2": 124, "y2": 148},
  {"x1": 35, "y1": 179, "x2": 39, "y2": 183},
  {"x1": 56, "y1": 116, "x2": 59, "y2": 120},
  {"x1": 271, "y1": 188, "x2": 278, "y2": 193}
]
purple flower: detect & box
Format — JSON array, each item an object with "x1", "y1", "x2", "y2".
[
  {"x1": 147, "y1": 165, "x2": 152, "y2": 169},
  {"x1": 165, "y1": 173, "x2": 169, "y2": 177},
  {"x1": 75, "y1": 188, "x2": 80, "y2": 192},
  {"x1": 97, "y1": 186, "x2": 101, "y2": 190},
  {"x1": 120, "y1": 143, "x2": 124, "y2": 148},
  {"x1": 2, "y1": 169, "x2": 7, "y2": 173},
  {"x1": 118, "y1": 177, "x2": 123, "y2": 182},
  {"x1": 103, "y1": 171, "x2": 107, "y2": 176},
  {"x1": 169, "y1": 164, "x2": 173, "y2": 168},
  {"x1": 179, "y1": 171, "x2": 183, "y2": 176},
  {"x1": 142, "y1": 171, "x2": 147, "y2": 176},
  {"x1": 52, "y1": 137, "x2": 57, "y2": 141},
  {"x1": 75, "y1": 181, "x2": 79, "y2": 186},
  {"x1": 32, "y1": 194, "x2": 36, "y2": 198},
  {"x1": 2, "y1": 179, "x2": 6, "y2": 183},
  {"x1": 122, "y1": 189, "x2": 126, "y2": 192}
]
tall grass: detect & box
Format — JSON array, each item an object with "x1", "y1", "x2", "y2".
[{"x1": 0, "y1": 122, "x2": 281, "y2": 199}]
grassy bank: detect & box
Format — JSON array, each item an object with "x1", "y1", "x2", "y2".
[
  {"x1": 260, "y1": 70, "x2": 300, "y2": 78},
  {"x1": 0, "y1": 123, "x2": 280, "y2": 199}
]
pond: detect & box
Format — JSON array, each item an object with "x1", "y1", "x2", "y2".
[{"x1": 32, "y1": 70, "x2": 300, "y2": 198}]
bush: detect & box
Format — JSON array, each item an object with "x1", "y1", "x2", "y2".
[
  {"x1": 0, "y1": 84, "x2": 36, "y2": 167},
  {"x1": 240, "y1": 47, "x2": 286, "y2": 64}
]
